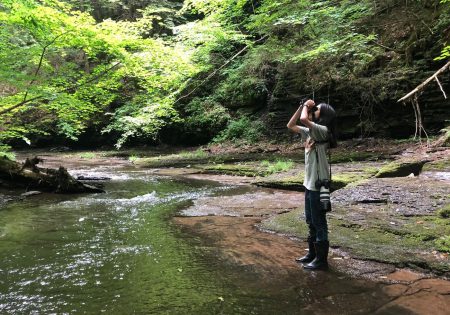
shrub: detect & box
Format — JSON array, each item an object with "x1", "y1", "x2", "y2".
[
  {"x1": 212, "y1": 116, "x2": 266, "y2": 143},
  {"x1": 261, "y1": 159, "x2": 294, "y2": 174},
  {"x1": 79, "y1": 152, "x2": 96, "y2": 159},
  {"x1": 437, "y1": 204, "x2": 450, "y2": 218},
  {"x1": 179, "y1": 149, "x2": 208, "y2": 159},
  {"x1": 435, "y1": 235, "x2": 450, "y2": 253},
  {"x1": 0, "y1": 144, "x2": 15, "y2": 161},
  {"x1": 181, "y1": 97, "x2": 231, "y2": 143}
]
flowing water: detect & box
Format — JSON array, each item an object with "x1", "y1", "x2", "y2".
[{"x1": 0, "y1": 164, "x2": 395, "y2": 314}]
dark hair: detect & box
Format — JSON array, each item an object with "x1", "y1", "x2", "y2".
[{"x1": 316, "y1": 103, "x2": 337, "y2": 148}]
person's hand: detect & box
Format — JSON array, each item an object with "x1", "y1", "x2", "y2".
[{"x1": 304, "y1": 99, "x2": 315, "y2": 108}]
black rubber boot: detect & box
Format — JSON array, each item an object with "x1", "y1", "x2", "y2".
[
  {"x1": 303, "y1": 241, "x2": 329, "y2": 271},
  {"x1": 295, "y1": 237, "x2": 316, "y2": 263}
]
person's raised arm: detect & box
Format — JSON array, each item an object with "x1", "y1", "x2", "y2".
[
  {"x1": 286, "y1": 104, "x2": 304, "y2": 133},
  {"x1": 300, "y1": 99, "x2": 315, "y2": 129}
]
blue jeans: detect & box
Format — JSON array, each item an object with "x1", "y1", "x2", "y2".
[{"x1": 304, "y1": 189, "x2": 328, "y2": 242}]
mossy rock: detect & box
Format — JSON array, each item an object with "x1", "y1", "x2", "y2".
[
  {"x1": 200, "y1": 164, "x2": 268, "y2": 177},
  {"x1": 331, "y1": 168, "x2": 377, "y2": 190},
  {"x1": 253, "y1": 175, "x2": 305, "y2": 191},
  {"x1": 330, "y1": 151, "x2": 382, "y2": 163},
  {"x1": 436, "y1": 126, "x2": 450, "y2": 147},
  {"x1": 133, "y1": 152, "x2": 284, "y2": 168},
  {"x1": 423, "y1": 157, "x2": 450, "y2": 171},
  {"x1": 254, "y1": 166, "x2": 377, "y2": 192},
  {"x1": 375, "y1": 159, "x2": 428, "y2": 178},
  {"x1": 261, "y1": 208, "x2": 450, "y2": 274}
]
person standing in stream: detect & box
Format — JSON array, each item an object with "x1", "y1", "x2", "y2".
[{"x1": 287, "y1": 99, "x2": 337, "y2": 270}]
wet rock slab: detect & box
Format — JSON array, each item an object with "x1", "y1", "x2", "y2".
[
  {"x1": 173, "y1": 214, "x2": 450, "y2": 315},
  {"x1": 179, "y1": 190, "x2": 299, "y2": 217},
  {"x1": 173, "y1": 216, "x2": 393, "y2": 314},
  {"x1": 377, "y1": 277, "x2": 450, "y2": 314},
  {"x1": 333, "y1": 175, "x2": 449, "y2": 216}
]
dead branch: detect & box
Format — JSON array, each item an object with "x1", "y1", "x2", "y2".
[
  {"x1": 397, "y1": 60, "x2": 450, "y2": 102},
  {"x1": 434, "y1": 76, "x2": 447, "y2": 99}
]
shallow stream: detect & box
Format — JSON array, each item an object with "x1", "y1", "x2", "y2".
[{"x1": 0, "y1": 163, "x2": 398, "y2": 314}]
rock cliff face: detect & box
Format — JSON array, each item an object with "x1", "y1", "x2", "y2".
[
  {"x1": 265, "y1": 66, "x2": 450, "y2": 139},
  {"x1": 222, "y1": 1, "x2": 450, "y2": 140}
]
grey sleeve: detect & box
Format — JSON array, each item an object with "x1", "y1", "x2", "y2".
[
  {"x1": 299, "y1": 126, "x2": 309, "y2": 142},
  {"x1": 310, "y1": 123, "x2": 328, "y2": 141}
]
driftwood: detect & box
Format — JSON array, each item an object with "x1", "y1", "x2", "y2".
[{"x1": 0, "y1": 157, "x2": 104, "y2": 193}]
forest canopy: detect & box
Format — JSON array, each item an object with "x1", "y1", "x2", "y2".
[{"x1": 0, "y1": 0, "x2": 449, "y2": 153}]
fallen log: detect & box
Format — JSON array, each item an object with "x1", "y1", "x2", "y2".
[{"x1": 0, "y1": 156, "x2": 104, "y2": 193}]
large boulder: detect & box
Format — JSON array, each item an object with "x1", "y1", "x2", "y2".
[{"x1": 375, "y1": 159, "x2": 429, "y2": 178}]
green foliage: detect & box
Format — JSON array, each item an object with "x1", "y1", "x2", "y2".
[
  {"x1": 179, "y1": 0, "x2": 387, "y2": 140},
  {"x1": 1, "y1": 0, "x2": 448, "y2": 148},
  {"x1": 437, "y1": 204, "x2": 450, "y2": 218},
  {"x1": 0, "y1": 0, "x2": 128, "y2": 143},
  {"x1": 213, "y1": 116, "x2": 265, "y2": 144},
  {"x1": 261, "y1": 159, "x2": 294, "y2": 174},
  {"x1": 181, "y1": 97, "x2": 230, "y2": 141},
  {"x1": 78, "y1": 152, "x2": 96, "y2": 159},
  {"x1": 214, "y1": 64, "x2": 268, "y2": 108},
  {"x1": 0, "y1": 0, "x2": 198, "y2": 148},
  {"x1": 436, "y1": 0, "x2": 450, "y2": 60},
  {"x1": 179, "y1": 149, "x2": 208, "y2": 159},
  {"x1": 104, "y1": 97, "x2": 181, "y2": 148},
  {"x1": 128, "y1": 154, "x2": 139, "y2": 163},
  {"x1": 179, "y1": 0, "x2": 250, "y2": 70},
  {"x1": 436, "y1": 45, "x2": 450, "y2": 60},
  {"x1": 435, "y1": 235, "x2": 450, "y2": 253},
  {"x1": 0, "y1": 144, "x2": 15, "y2": 160}
]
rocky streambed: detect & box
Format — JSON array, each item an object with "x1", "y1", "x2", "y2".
[
  {"x1": 135, "y1": 139, "x2": 450, "y2": 313},
  {"x1": 1, "y1": 140, "x2": 449, "y2": 313},
  {"x1": 173, "y1": 187, "x2": 450, "y2": 314}
]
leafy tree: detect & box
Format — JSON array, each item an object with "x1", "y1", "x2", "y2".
[
  {"x1": 0, "y1": 0, "x2": 197, "y2": 148},
  {"x1": 437, "y1": 0, "x2": 450, "y2": 60}
]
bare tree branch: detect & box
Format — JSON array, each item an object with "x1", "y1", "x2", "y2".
[
  {"x1": 397, "y1": 60, "x2": 450, "y2": 102},
  {"x1": 22, "y1": 32, "x2": 71, "y2": 103},
  {"x1": 435, "y1": 76, "x2": 447, "y2": 99}
]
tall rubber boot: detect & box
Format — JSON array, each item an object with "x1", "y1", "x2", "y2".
[
  {"x1": 303, "y1": 241, "x2": 329, "y2": 270},
  {"x1": 295, "y1": 236, "x2": 316, "y2": 263}
]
